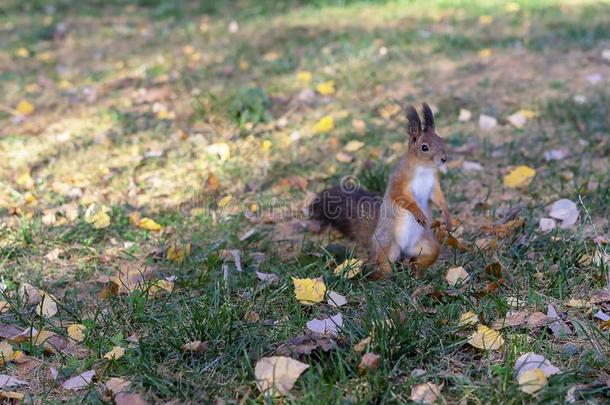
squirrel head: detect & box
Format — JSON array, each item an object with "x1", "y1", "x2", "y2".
[{"x1": 405, "y1": 103, "x2": 447, "y2": 168}]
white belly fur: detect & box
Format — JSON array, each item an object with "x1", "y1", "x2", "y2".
[{"x1": 394, "y1": 167, "x2": 436, "y2": 255}]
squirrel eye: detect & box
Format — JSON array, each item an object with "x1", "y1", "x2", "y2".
[{"x1": 421, "y1": 144, "x2": 429, "y2": 152}]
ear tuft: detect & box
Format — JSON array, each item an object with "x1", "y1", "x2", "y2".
[
  {"x1": 406, "y1": 105, "x2": 422, "y2": 139},
  {"x1": 422, "y1": 103, "x2": 435, "y2": 132}
]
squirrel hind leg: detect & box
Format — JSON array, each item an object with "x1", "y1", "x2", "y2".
[
  {"x1": 370, "y1": 241, "x2": 400, "y2": 279},
  {"x1": 409, "y1": 233, "x2": 440, "y2": 277}
]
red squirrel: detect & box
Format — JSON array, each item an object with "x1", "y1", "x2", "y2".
[{"x1": 310, "y1": 103, "x2": 452, "y2": 278}]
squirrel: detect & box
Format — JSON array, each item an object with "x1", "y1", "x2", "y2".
[{"x1": 310, "y1": 103, "x2": 452, "y2": 278}]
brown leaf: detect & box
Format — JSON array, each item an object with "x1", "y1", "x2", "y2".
[
  {"x1": 116, "y1": 393, "x2": 149, "y2": 405},
  {"x1": 353, "y1": 336, "x2": 372, "y2": 353},
  {"x1": 527, "y1": 312, "x2": 553, "y2": 328},
  {"x1": 105, "y1": 377, "x2": 130, "y2": 395},
  {"x1": 484, "y1": 262, "x2": 503, "y2": 279},
  {"x1": 481, "y1": 218, "x2": 525, "y2": 237},
  {"x1": 358, "y1": 353, "x2": 381, "y2": 374},
  {"x1": 182, "y1": 340, "x2": 208, "y2": 353},
  {"x1": 61, "y1": 370, "x2": 95, "y2": 390},
  {"x1": 275, "y1": 332, "x2": 337, "y2": 357}
]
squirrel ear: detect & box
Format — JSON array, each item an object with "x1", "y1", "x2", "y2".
[
  {"x1": 422, "y1": 103, "x2": 435, "y2": 132},
  {"x1": 406, "y1": 105, "x2": 422, "y2": 141}
]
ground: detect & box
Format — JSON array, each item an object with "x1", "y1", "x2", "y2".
[{"x1": 0, "y1": 0, "x2": 609, "y2": 403}]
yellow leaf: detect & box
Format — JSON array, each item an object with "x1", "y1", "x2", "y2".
[
  {"x1": 478, "y1": 48, "x2": 493, "y2": 59},
  {"x1": 479, "y1": 15, "x2": 493, "y2": 25},
  {"x1": 566, "y1": 298, "x2": 592, "y2": 309},
  {"x1": 504, "y1": 165, "x2": 536, "y2": 188},
  {"x1": 0, "y1": 341, "x2": 14, "y2": 365},
  {"x1": 518, "y1": 368, "x2": 547, "y2": 395},
  {"x1": 505, "y1": 2, "x2": 521, "y2": 12},
  {"x1": 84, "y1": 204, "x2": 111, "y2": 229},
  {"x1": 207, "y1": 143, "x2": 231, "y2": 161},
  {"x1": 103, "y1": 346, "x2": 125, "y2": 360},
  {"x1": 296, "y1": 71, "x2": 312, "y2": 86},
  {"x1": 313, "y1": 116, "x2": 335, "y2": 134},
  {"x1": 316, "y1": 81, "x2": 335, "y2": 95},
  {"x1": 16, "y1": 100, "x2": 35, "y2": 116},
  {"x1": 263, "y1": 51, "x2": 281, "y2": 62},
  {"x1": 138, "y1": 217, "x2": 162, "y2": 232},
  {"x1": 410, "y1": 382, "x2": 443, "y2": 404},
  {"x1": 334, "y1": 258, "x2": 363, "y2": 279},
  {"x1": 167, "y1": 243, "x2": 191, "y2": 264},
  {"x1": 459, "y1": 311, "x2": 479, "y2": 327},
  {"x1": 150, "y1": 279, "x2": 174, "y2": 294},
  {"x1": 16, "y1": 47, "x2": 30, "y2": 58},
  {"x1": 261, "y1": 139, "x2": 272, "y2": 152},
  {"x1": 255, "y1": 356, "x2": 309, "y2": 396},
  {"x1": 16, "y1": 172, "x2": 34, "y2": 189},
  {"x1": 0, "y1": 391, "x2": 24, "y2": 400},
  {"x1": 67, "y1": 324, "x2": 86, "y2": 342},
  {"x1": 344, "y1": 140, "x2": 365, "y2": 152},
  {"x1": 218, "y1": 195, "x2": 232, "y2": 208},
  {"x1": 292, "y1": 277, "x2": 326, "y2": 305},
  {"x1": 468, "y1": 325, "x2": 504, "y2": 350}
]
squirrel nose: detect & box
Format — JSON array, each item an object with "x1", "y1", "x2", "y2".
[{"x1": 441, "y1": 157, "x2": 447, "y2": 164}]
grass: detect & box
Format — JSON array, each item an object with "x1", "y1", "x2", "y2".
[{"x1": 0, "y1": 0, "x2": 609, "y2": 403}]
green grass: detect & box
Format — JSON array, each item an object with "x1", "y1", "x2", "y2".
[{"x1": 0, "y1": 0, "x2": 609, "y2": 403}]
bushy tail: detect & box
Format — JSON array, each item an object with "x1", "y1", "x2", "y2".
[{"x1": 309, "y1": 186, "x2": 382, "y2": 248}]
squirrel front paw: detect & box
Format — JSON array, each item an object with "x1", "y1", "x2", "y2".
[
  {"x1": 415, "y1": 213, "x2": 428, "y2": 227},
  {"x1": 442, "y1": 215, "x2": 453, "y2": 232}
]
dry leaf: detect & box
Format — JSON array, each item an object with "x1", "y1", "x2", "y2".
[
  {"x1": 358, "y1": 353, "x2": 381, "y2": 374},
  {"x1": 105, "y1": 377, "x2": 130, "y2": 395},
  {"x1": 61, "y1": 370, "x2": 95, "y2": 390},
  {"x1": 468, "y1": 325, "x2": 504, "y2": 350},
  {"x1": 116, "y1": 393, "x2": 149, "y2": 405},
  {"x1": 504, "y1": 165, "x2": 536, "y2": 188},
  {"x1": 354, "y1": 336, "x2": 372, "y2": 353},
  {"x1": 182, "y1": 340, "x2": 208, "y2": 353},
  {"x1": 306, "y1": 314, "x2": 343, "y2": 336},
  {"x1": 527, "y1": 312, "x2": 552, "y2": 328},
  {"x1": 445, "y1": 266, "x2": 469, "y2": 286},
  {"x1": 166, "y1": 242, "x2": 191, "y2": 264},
  {"x1": 67, "y1": 324, "x2": 86, "y2": 342},
  {"x1": 410, "y1": 382, "x2": 443, "y2": 404},
  {"x1": 292, "y1": 277, "x2": 326, "y2": 305},
  {"x1": 313, "y1": 116, "x2": 334, "y2": 134},
  {"x1": 297, "y1": 71, "x2": 312, "y2": 86},
  {"x1": 334, "y1": 258, "x2": 362, "y2": 279},
  {"x1": 256, "y1": 271, "x2": 279, "y2": 285},
  {"x1": 37, "y1": 293, "x2": 58, "y2": 318},
  {"x1": 335, "y1": 151, "x2": 353, "y2": 163},
  {"x1": 566, "y1": 299, "x2": 591, "y2": 309},
  {"x1": 276, "y1": 333, "x2": 337, "y2": 357},
  {"x1": 254, "y1": 356, "x2": 309, "y2": 396},
  {"x1": 462, "y1": 161, "x2": 483, "y2": 172},
  {"x1": 84, "y1": 203, "x2": 111, "y2": 229},
  {"x1": 494, "y1": 310, "x2": 528, "y2": 329},
  {"x1": 344, "y1": 140, "x2": 364, "y2": 152},
  {"x1": 316, "y1": 81, "x2": 335, "y2": 95},
  {"x1": 543, "y1": 148, "x2": 569, "y2": 161},
  {"x1": 16, "y1": 100, "x2": 35, "y2": 116},
  {"x1": 327, "y1": 291, "x2": 347, "y2": 307},
  {"x1": 104, "y1": 346, "x2": 125, "y2": 360},
  {"x1": 207, "y1": 143, "x2": 231, "y2": 161},
  {"x1": 548, "y1": 199, "x2": 579, "y2": 229},
  {"x1": 539, "y1": 218, "x2": 556, "y2": 233},
  {"x1": 507, "y1": 110, "x2": 535, "y2": 128},
  {"x1": 0, "y1": 375, "x2": 27, "y2": 389},
  {"x1": 0, "y1": 391, "x2": 24, "y2": 400},
  {"x1": 459, "y1": 311, "x2": 479, "y2": 326},
  {"x1": 138, "y1": 217, "x2": 162, "y2": 232},
  {"x1": 547, "y1": 305, "x2": 572, "y2": 336},
  {"x1": 514, "y1": 352, "x2": 561, "y2": 382},
  {"x1": 518, "y1": 368, "x2": 547, "y2": 395},
  {"x1": 0, "y1": 342, "x2": 14, "y2": 365},
  {"x1": 479, "y1": 114, "x2": 497, "y2": 130},
  {"x1": 458, "y1": 109, "x2": 472, "y2": 122}
]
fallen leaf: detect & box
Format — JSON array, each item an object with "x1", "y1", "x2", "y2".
[
  {"x1": 0, "y1": 342, "x2": 13, "y2": 365},
  {"x1": 589, "y1": 289, "x2": 610, "y2": 304},
  {"x1": 306, "y1": 314, "x2": 343, "y2": 336},
  {"x1": 507, "y1": 110, "x2": 535, "y2": 128},
  {"x1": 504, "y1": 165, "x2": 536, "y2": 188},
  {"x1": 37, "y1": 293, "x2": 58, "y2": 318},
  {"x1": 104, "y1": 346, "x2": 125, "y2": 360},
  {"x1": 479, "y1": 114, "x2": 497, "y2": 130},
  {"x1": 548, "y1": 199, "x2": 579, "y2": 229},
  {"x1": 316, "y1": 81, "x2": 335, "y2": 95},
  {"x1": 358, "y1": 353, "x2": 381, "y2": 374},
  {"x1": 468, "y1": 325, "x2": 504, "y2": 350},
  {"x1": 256, "y1": 271, "x2": 279, "y2": 285},
  {"x1": 0, "y1": 375, "x2": 27, "y2": 389},
  {"x1": 292, "y1": 277, "x2": 326, "y2": 305},
  {"x1": 539, "y1": 218, "x2": 556, "y2": 233},
  {"x1": 334, "y1": 258, "x2": 362, "y2": 279},
  {"x1": 105, "y1": 377, "x2": 130, "y2": 395},
  {"x1": 67, "y1": 324, "x2": 86, "y2": 342},
  {"x1": 547, "y1": 305, "x2": 572, "y2": 336},
  {"x1": 527, "y1": 312, "x2": 552, "y2": 328},
  {"x1": 166, "y1": 242, "x2": 191, "y2": 264},
  {"x1": 566, "y1": 298, "x2": 592, "y2": 309},
  {"x1": 182, "y1": 340, "x2": 208, "y2": 353},
  {"x1": 313, "y1": 116, "x2": 334, "y2": 134},
  {"x1": 518, "y1": 368, "x2": 547, "y2": 395},
  {"x1": 138, "y1": 217, "x2": 162, "y2": 232},
  {"x1": 276, "y1": 333, "x2": 337, "y2": 357},
  {"x1": 462, "y1": 161, "x2": 483, "y2": 172},
  {"x1": 16, "y1": 100, "x2": 35, "y2": 116},
  {"x1": 445, "y1": 266, "x2": 469, "y2": 286},
  {"x1": 335, "y1": 151, "x2": 353, "y2": 163},
  {"x1": 327, "y1": 291, "x2": 347, "y2": 307},
  {"x1": 0, "y1": 391, "x2": 24, "y2": 400},
  {"x1": 410, "y1": 382, "x2": 443, "y2": 404},
  {"x1": 297, "y1": 71, "x2": 312, "y2": 86},
  {"x1": 61, "y1": 370, "x2": 95, "y2": 390},
  {"x1": 254, "y1": 356, "x2": 309, "y2": 396},
  {"x1": 458, "y1": 109, "x2": 472, "y2": 122},
  {"x1": 352, "y1": 119, "x2": 367, "y2": 134},
  {"x1": 84, "y1": 203, "x2": 111, "y2": 229},
  {"x1": 514, "y1": 352, "x2": 561, "y2": 381},
  {"x1": 344, "y1": 140, "x2": 364, "y2": 152},
  {"x1": 115, "y1": 393, "x2": 149, "y2": 405},
  {"x1": 353, "y1": 336, "x2": 372, "y2": 353},
  {"x1": 543, "y1": 148, "x2": 569, "y2": 161},
  {"x1": 458, "y1": 311, "x2": 479, "y2": 327},
  {"x1": 493, "y1": 310, "x2": 528, "y2": 329},
  {"x1": 207, "y1": 143, "x2": 231, "y2": 161}
]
